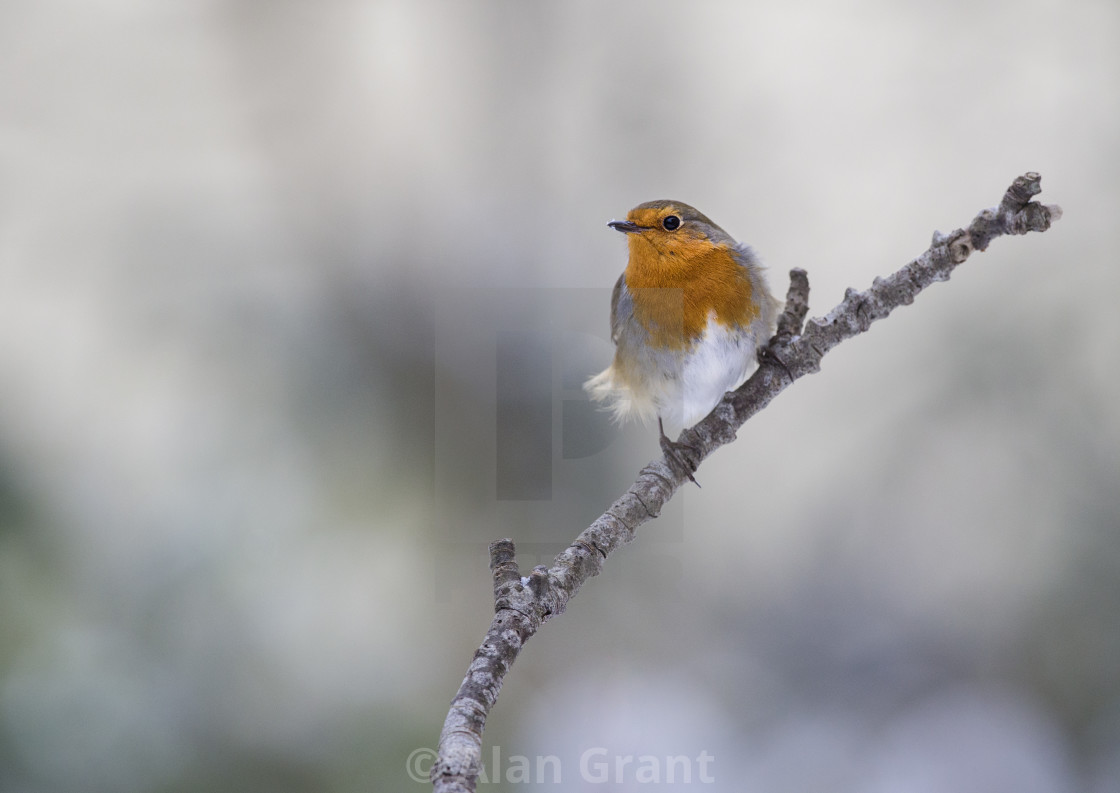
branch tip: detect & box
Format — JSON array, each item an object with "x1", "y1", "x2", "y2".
[
  {"x1": 776, "y1": 268, "x2": 810, "y2": 338},
  {"x1": 488, "y1": 538, "x2": 516, "y2": 563},
  {"x1": 489, "y1": 539, "x2": 521, "y2": 595},
  {"x1": 999, "y1": 172, "x2": 1042, "y2": 214}
]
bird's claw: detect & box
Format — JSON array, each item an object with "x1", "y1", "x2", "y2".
[
  {"x1": 757, "y1": 338, "x2": 794, "y2": 383},
  {"x1": 659, "y1": 418, "x2": 701, "y2": 487}
]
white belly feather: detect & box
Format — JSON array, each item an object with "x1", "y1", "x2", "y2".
[{"x1": 585, "y1": 311, "x2": 772, "y2": 429}]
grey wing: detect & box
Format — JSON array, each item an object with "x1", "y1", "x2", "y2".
[{"x1": 608, "y1": 273, "x2": 632, "y2": 345}]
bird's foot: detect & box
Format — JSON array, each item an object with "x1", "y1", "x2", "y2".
[
  {"x1": 757, "y1": 338, "x2": 794, "y2": 383},
  {"x1": 659, "y1": 417, "x2": 701, "y2": 487}
]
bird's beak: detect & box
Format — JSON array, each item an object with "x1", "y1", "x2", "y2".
[{"x1": 607, "y1": 220, "x2": 642, "y2": 233}]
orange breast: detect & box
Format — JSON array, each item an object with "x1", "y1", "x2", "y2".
[{"x1": 624, "y1": 235, "x2": 758, "y2": 350}]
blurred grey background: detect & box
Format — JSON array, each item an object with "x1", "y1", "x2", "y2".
[{"x1": 1, "y1": 1, "x2": 1117, "y2": 791}]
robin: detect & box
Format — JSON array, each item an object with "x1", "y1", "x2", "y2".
[{"x1": 585, "y1": 200, "x2": 781, "y2": 477}]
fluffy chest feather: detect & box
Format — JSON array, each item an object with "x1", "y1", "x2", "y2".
[
  {"x1": 601, "y1": 308, "x2": 769, "y2": 427},
  {"x1": 623, "y1": 237, "x2": 760, "y2": 349}
]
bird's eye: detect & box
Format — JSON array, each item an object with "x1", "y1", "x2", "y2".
[{"x1": 662, "y1": 215, "x2": 681, "y2": 231}]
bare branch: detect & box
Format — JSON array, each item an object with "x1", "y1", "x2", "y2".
[{"x1": 430, "y1": 173, "x2": 1061, "y2": 793}]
